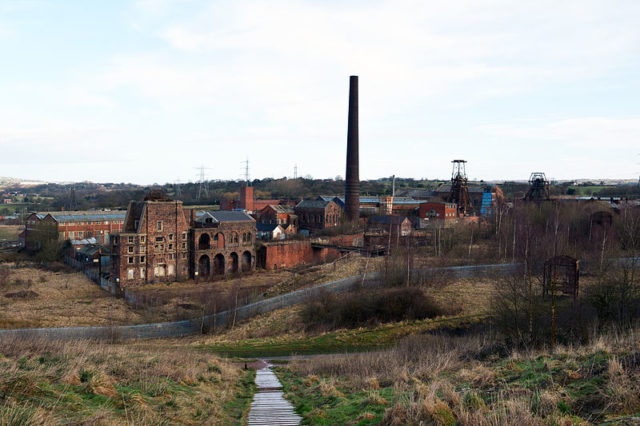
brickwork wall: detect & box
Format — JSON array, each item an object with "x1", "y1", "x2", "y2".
[
  {"x1": 191, "y1": 221, "x2": 256, "y2": 278},
  {"x1": 257, "y1": 240, "x2": 340, "y2": 270},
  {"x1": 112, "y1": 201, "x2": 190, "y2": 287}
]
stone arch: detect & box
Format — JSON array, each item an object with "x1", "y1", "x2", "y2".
[
  {"x1": 198, "y1": 233, "x2": 210, "y2": 250},
  {"x1": 198, "y1": 255, "x2": 210, "y2": 277},
  {"x1": 213, "y1": 253, "x2": 225, "y2": 275},
  {"x1": 230, "y1": 252, "x2": 239, "y2": 273},
  {"x1": 214, "y1": 232, "x2": 224, "y2": 249},
  {"x1": 242, "y1": 251, "x2": 252, "y2": 271}
]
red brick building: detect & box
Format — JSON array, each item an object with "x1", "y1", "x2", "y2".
[
  {"x1": 24, "y1": 210, "x2": 126, "y2": 251},
  {"x1": 367, "y1": 216, "x2": 413, "y2": 237},
  {"x1": 295, "y1": 199, "x2": 342, "y2": 233},
  {"x1": 192, "y1": 210, "x2": 256, "y2": 278},
  {"x1": 257, "y1": 204, "x2": 298, "y2": 229},
  {"x1": 419, "y1": 202, "x2": 458, "y2": 220},
  {"x1": 111, "y1": 192, "x2": 190, "y2": 286},
  {"x1": 220, "y1": 185, "x2": 293, "y2": 214}
]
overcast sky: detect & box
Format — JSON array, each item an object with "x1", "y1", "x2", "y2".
[{"x1": 1, "y1": 0, "x2": 639, "y2": 184}]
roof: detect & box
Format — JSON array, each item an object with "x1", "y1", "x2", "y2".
[
  {"x1": 368, "y1": 215, "x2": 410, "y2": 225},
  {"x1": 297, "y1": 200, "x2": 332, "y2": 209},
  {"x1": 257, "y1": 223, "x2": 283, "y2": 232},
  {"x1": 196, "y1": 210, "x2": 255, "y2": 223},
  {"x1": 265, "y1": 205, "x2": 294, "y2": 214},
  {"x1": 35, "y1": 210, "x2": 127, "y2": 223}
]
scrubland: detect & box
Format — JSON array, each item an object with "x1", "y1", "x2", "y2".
[
  {"x1": 0, "y1": 263, "x2": 156, "y2": 328},
  {"x1": 0, "y1": 337, "x2": 254, "y2": 425},
  {"x1": 278, "y1": 329, "x2": 640, "y2": 425}
]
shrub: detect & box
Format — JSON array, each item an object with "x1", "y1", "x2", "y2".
[{"x1": 301, "y1": 287, "x2": 455, "y2": 330}]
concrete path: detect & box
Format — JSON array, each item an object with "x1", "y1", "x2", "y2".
[{"x1": 248, "y1": 362, "x2": 301, "y2": 426}]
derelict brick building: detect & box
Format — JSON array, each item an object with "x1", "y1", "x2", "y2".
[
  {"x1": 191, "y1": 210, "x2": 256, "y2": 279},
  {"x1": 111, "y1": 191, "x2": 190, "y2": 286},
  {"x1": 111, "y1": 191, "x2": 256, "y2": 287}
]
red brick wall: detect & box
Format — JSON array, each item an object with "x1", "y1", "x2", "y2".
[{"x1": 257, "y1": 240, "x2": 339, "y2": 270}]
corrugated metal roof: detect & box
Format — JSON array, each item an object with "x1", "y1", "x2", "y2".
[
  {"x1": 36, "y1": 210, "x2": 126, "y2": 222},
  {"x1": 197, "y1": 210, "x2": 255, "y2": 222}
]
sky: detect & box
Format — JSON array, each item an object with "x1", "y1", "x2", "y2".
[{"x1": 0, "y1": 0, "x2": 639, "y2": 185}]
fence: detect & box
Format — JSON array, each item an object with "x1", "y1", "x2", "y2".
[
  {"x1": 0, "y1": 262, "x2": 522, "y2": 341},
  {"x1": 64, "y1": 256, "x2": 118, "y2": 295}
]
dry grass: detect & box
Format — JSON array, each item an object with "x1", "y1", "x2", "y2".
[
  {"x1": 0, "y1": 225, "x2": 21, "y2": 241},
  {"x1": 0, "y1": 264, "x2": 157, "y2": 328},
  {"x1": 0, "y1": 336, "x2": 251, "y2": 425},
  {"x1": 284, "y1": 328, "x2": 640, "y2": 424}
]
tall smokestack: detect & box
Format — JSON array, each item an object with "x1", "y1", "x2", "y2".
[{"x1": 345, "y1": 75, "x2": 360, "y2": 223}]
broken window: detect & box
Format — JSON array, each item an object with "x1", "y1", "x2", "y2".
[{"x1": 128, "y1": 236, "x2": 134, "y2": 243}]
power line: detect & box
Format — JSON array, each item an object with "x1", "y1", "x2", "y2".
[{"x1": 194, "y1": 165, "x2": 211, "y2": 200}]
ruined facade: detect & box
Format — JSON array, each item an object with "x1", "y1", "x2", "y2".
[
  {"x1": 111, "y1": 193, "x2": 257, "y2": 286},
  {"x1": 111, "y1": 193, "x2": 190, "y2": 286},
  {"x1": 192, "y1": 211, "x2": 256, "y2": 278}
]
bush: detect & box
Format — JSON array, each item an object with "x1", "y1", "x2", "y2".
[{"x1": 301, "y1": 287, "x2": 455, "y2": 330}]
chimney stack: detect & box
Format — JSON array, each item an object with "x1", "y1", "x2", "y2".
[{"x1": 345, "y1": 75, "x2": 360, "y2": 223}]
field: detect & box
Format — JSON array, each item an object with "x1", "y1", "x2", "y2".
[
  {"x1": 125, "y1": 254, "x2": 377, "y2": 320},
  {"x1": 0, "y1": 336, "x2": 254, "y2": 425},
  {"x1": 0, "y1": 264, "x2": 160, "y2": 329},
  {"x1": 276, "y1": 330, "x2": 640, "y2": 425},
  {"x1": 198, "y1": 275, "x2": 498, "y2": 357},
  {"x1": 0, "y1": 225, "x2": 21, "y2": 241}
]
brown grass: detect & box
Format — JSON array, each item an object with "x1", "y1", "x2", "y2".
[
  {"x1": 0, "y1": 336, "x2": 248, "y2": 425},
  {"x1": 0, "y1": 225, "x2": 21, "y2": 241},
  {"x1": 0, "y1": 264, "x2": 158, "y2": 328},
  {"x1": 286, "y1": 327, "x2": 640, "y2": 425}
]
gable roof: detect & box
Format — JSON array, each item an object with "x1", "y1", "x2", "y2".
[
  {"x1": 257, "y1": 223, "x2": 283, "y2": 233},
  {"x1": 368, "y1": 215, "x2": 410, "y2": 225},
  {"x1": 296, "y1": 199, "x2": 332, "y2": 209},
  {"x1": 196, "y1": 210, "x2": 255, "y2": 223}
]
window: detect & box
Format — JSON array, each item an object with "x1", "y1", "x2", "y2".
[
  {"x1": 78, "y1": 231, "x2": 83, "y2": 237},
  {"x1": 140, "y1": 236, "x2": 146, "y2": 243},
  {"x1": 181, "y1": 242, "x2": 186, "y2": 249},
  {"x1": 168, "y1": 234, "x2": 173, "y2": 241},
  {"x1": 168, "y1": 244, "x2": 173, "y2": 250},
  {"x1": 157, "y1": 221, "x2": 162, "y2": 231},
  {"x1": 128, "y1": 246, "x2": 134, "y2": 253},
  {"x1": 128, "y1": 236, "x2": 134, "y2": 243},
  {"x1": 140, "y1": 268, "x2": 145, "y2": 278},
  {"x1": 181, "y1": 253, "x2": 187, "y2": 259},
  {"x1": 156, "y1": 236, "x2": 163, "y2": 242},
  {"x1": 140, "y1": 256, "x2": 145, "y2": 263},
  {"x1": 127, "y1": 269, "x2": 134, "y2": 280},
  {"x1": 128, "y1": 257, "x2": 134, "y2": 264},
  {"x1": 182, "y1": 232, "x2": 187, "y2": 240},
  {"x1": 140, "y1": 246, "x2": 146, "y2": 253}
]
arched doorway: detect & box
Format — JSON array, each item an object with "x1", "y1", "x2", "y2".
[
  {"x1": 213, "y1": 254, "x2": 225, "y2": 275},
  {"x1": 198, "y1": 233, "x2": 210, "y2": 250},
  {"x1": 230, "y1": 252, "x2": 239, "y2": 273},
  {"x1": 242, "y1": 251, "x2": 252, "y2": 271},
  {"x1": 198, "y1": 255, "x2": 210, "y2": 277}
]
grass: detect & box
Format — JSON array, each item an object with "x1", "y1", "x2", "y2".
[
  {"x1": 276, "y1": 367, "x2": 400, "y2": 425},
  {"x1": 0, "y1": 263, "x2": 161, "y2": 328},
  {"x1": 277, "y1": 330, "x2": 640, "y2": 425},
  {"x1": 199, "y1": 314, "x2": 485, "y2": 357},
  {"x1": 0, "y1": 336, "x2": 254, "y2": 425},
  {"x1": 0, "y1": 225, "x2": 21, "y2": 241}
]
